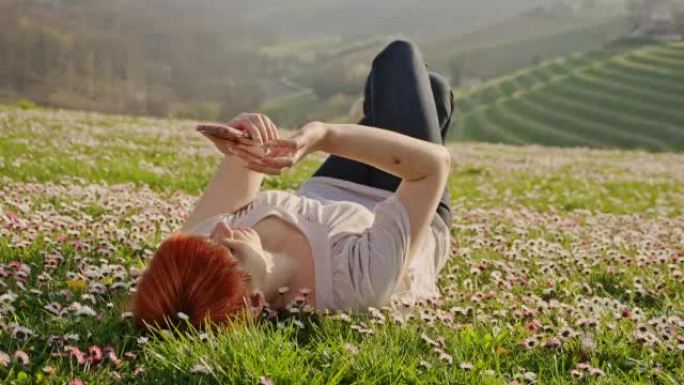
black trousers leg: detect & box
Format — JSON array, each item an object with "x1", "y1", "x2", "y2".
[
  {"x1": 311, "y1": 40, "x2": 454, "y2": 227},
  {"x1": 429, "y1": 71, "x2": 456, "y2": 142}
]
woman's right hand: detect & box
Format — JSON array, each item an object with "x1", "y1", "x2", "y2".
[
  {"x1": 245, "y1": 121, "x2": 328, "y2": 175},
  {"x1": 198, "y1": 112, "x2": 279, "y2": 162}
]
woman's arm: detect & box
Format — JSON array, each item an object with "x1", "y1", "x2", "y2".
[
  {"x1": 314, "y1": 122, "x2": 450, "y2": 265},
  {"x1": 180, "y1": 113, "x2": 280, "y2": 232},
  {"x1": 316, "y1": 122, "x2": 449, "y2": 182},
  {"x1": 180, "y1": 155, "x2": 264, "y2": 232}
]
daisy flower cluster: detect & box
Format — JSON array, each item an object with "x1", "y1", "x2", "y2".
[{"x1": 0, "y1": 106, "x2": 682, "y2": 383}]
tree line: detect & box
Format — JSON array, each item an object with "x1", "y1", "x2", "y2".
[{"x1": 0, "y1": 0, "x2": 280, "y2": 120}]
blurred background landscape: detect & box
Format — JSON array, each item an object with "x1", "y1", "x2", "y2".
[{"x1": 1, "y1": 0, "x2": 683, "y2": 151}]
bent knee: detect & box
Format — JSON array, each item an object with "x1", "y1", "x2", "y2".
[{"x1": 375, "y1": 39, "x2": 420, "y2": 65}]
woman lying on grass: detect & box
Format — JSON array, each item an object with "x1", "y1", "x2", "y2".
[{"x1": 130, "y1": 40, "x2": 455, "y2": 331}]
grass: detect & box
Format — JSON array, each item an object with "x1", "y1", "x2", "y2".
[
  {"x1": 450, "y1": 40, "x2": 684, "y2": 152},
  {"x1": 0, "y1": 106, "x2": 682, "y2": 384}
]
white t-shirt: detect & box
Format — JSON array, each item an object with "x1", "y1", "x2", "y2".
[{"x1": 186, "y1": 176, "x2": 451, "y2": 312}]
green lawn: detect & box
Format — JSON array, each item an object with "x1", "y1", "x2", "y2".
[{"x1": 0, "y1": 106, "x2": 682, "y2": 384}]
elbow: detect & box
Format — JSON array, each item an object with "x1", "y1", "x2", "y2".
[
  {"x1": 406, "y1": 146, "x2": 451, "y2": 182},
  {"x1": 440, "y1": 147, "x2": 452, "y2": 171},
  {"x1": 433, "y1": 146, "x2": 451, "y2": 175}
]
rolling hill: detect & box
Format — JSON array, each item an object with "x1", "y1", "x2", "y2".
[
  {"x1": 257, "y1": 10, "x2": 634, "y2": 128},
  {"x1": 449, "y1": 39, "x2": 684, "y2": 152},
  {"x1": 422, "y1": 12, "x2": 632, "y2": 79}
]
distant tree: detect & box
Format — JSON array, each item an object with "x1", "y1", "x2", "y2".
[{"x1": 0, "y1": 0, "x2": 277, "y2": 117}]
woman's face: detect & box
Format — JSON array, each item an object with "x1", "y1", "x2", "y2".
[{"x1": 207, "y1": 221, "x2": 272, "y2": 296}]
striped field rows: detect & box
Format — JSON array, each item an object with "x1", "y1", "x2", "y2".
[{"x1": 450, "y1": 40, "x2": 684, "y2": 151}]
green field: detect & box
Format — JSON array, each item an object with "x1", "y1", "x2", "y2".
[
  {"x1": 0, "y1": 106, "x2": 683, "y2": 384},
  {"x1": 449, "y1": 40, "x2": 684, "y2": 152}
]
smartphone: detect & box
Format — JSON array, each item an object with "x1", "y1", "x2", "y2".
[
  {"x1": 197, "y1": 124, "x2": 270, "y2": 157},
  {"x1": 196, "y1": 124, "x2": 250, "y2": 142}
]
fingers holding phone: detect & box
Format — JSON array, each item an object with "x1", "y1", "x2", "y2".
[
  {"x1": 225, "y1": 112, "x2": 280, "y2": 147},
  {"x1": 196, "y1": 112, "x2": 279, "y2": 160}
]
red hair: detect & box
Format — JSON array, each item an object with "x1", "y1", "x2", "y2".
[{"x1": 129, "y1": 232, "x2": 252, "y2": 331}]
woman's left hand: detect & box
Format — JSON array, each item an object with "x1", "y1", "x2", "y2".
[{"x1": 243, "y1": 121, "x2": 327, "y2": 175}]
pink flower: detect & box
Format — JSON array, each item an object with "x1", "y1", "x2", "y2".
[
  {"x1": 544, "y1": 337, "x2": 562, "y2": 348},
  {"x1": 59, "y1": 289, "x2": 74, "y2": 300},
  {"x1": 519, "y1": 337, "x2": 537, "y2": 350},
  {"x1": 88, "y1": 345, "x2": 103, "y2": 364},
  {"x1": 0, "y1": 351, "x2": 10, "y2": 366},
  {"x1": 524, "y1": 320, "x2": 541, "y2": 332},
  {"x1": 13, "y1": 350, "x2": 29, "y2": 365},
  {"x1": 64, "y1": 345, "x2": 88, "y2": 365},
  {"x1": 294, "y1": 293, "x2": 306, "y2": 304}
]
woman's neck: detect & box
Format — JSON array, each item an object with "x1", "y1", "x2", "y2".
[
  {"x1": 252, "y1": 217, "x2": 314, "y2": 308},
  {"x1": 260, "y1": 249, "x2": 299, "y2": 307}
]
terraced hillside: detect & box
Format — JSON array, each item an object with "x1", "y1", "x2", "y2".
[{"x1": 449, "y1": 40, "x2": 684, "y2": 152}]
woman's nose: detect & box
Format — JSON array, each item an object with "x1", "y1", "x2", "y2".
[{"x1": 215, "y1": 222, "x2": 234, "y2": 238}]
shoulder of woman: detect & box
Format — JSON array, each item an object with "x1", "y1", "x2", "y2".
[
  {"x1": 257, "y1": 189, "x2": 299, "y2": 203},
  {"x1": 250, "y1": 190, "x2": 303, "y2": 208}
]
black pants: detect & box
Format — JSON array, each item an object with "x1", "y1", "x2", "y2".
[{"x1": 311, "y1": 40, "x2": 454, "y2": 227}]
